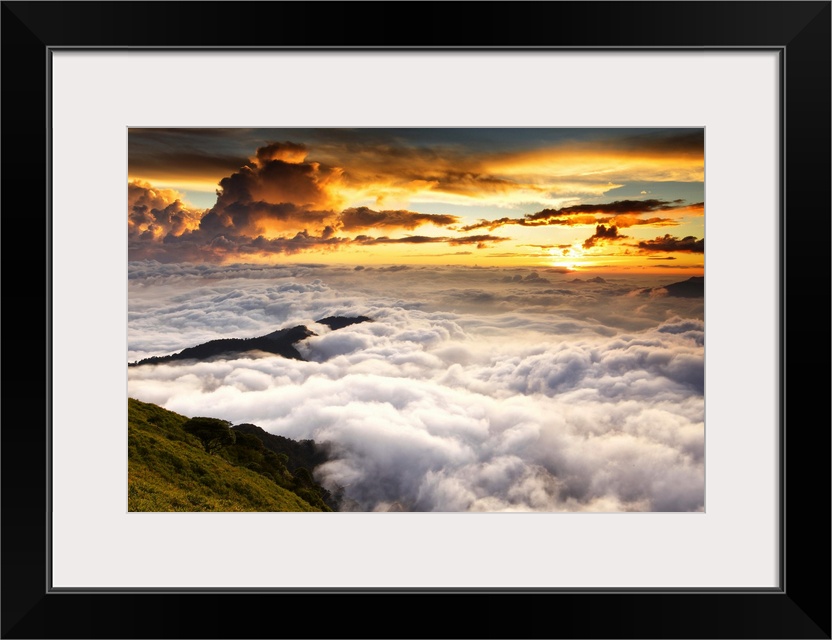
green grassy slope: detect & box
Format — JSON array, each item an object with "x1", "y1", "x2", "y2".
[{"x1": 128, "y1": 398, "x2": 327, "y2": 512}]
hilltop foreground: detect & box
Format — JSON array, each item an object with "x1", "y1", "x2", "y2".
[{"x1": 128, "y1": 398, "x2": 334, "y2": 512}]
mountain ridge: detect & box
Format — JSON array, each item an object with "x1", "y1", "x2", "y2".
[
  {"x1": 629, "y1": 276, "x2": 704, "y2": 298},
  {"x1": 129, "y1": 315, "x2": 372, "y2": 367}
]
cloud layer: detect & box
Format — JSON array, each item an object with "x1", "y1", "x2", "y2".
[
  {"x1": 127, "y1": 131, "x2": 705, "y2": 267},
  {"x1": 128, "y1": 263, "x2": 704, "y2": 512}
]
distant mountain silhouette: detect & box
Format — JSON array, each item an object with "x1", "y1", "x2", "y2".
[
  {"x1": 663, "y1": 276, "x2": 704, "y2": 297},
  {"x1": 569, "y1": 276, "x2": 607, "y2": 284},
  {"x1": 316, "y1": 315, "x2": 373, "y2": 330},
  {"x1": 129, "y1": 315, "x2": 372, "y2": 367},
  {"x1": 632, "y1": 276, "x2": 704, "y2": 298}
]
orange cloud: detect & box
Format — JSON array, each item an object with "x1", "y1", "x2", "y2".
[
  {"x1": 460, "y1": 200, "x2": 693, "y2": 232},
  {"x1": 339, "y1": 207, "x2": 459, "y2": 232},
  {"x1": 128, "y1": 180, "x2": 203, "y2": 241}
]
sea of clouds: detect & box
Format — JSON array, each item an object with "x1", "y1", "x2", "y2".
[{"x1": 128, "y1": 262, "x2": 704, "y2": 512}]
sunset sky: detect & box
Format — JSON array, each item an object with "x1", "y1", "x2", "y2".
[
  {"x1": 128, "y1": 128, "x2": 705, "y2": 512},
  {"x1": 128, "y1": 128, "x2": 704, "y2": 273}
]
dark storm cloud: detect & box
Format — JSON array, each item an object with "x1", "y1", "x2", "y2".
[{"x1": 638, "y1": 235, "x2": 704, "y2": 253}]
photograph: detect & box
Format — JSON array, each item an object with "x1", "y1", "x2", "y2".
[{"x1": 127, "y1": 127, "x2": 705, "y2": 513}]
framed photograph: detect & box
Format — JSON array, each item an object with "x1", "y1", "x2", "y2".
[{"x1": 3, "y1": 1, "x2": 829, "y2": 638}]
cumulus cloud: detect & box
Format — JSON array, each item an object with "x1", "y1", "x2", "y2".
[
  {"x1": 128, "y1": 180, "x2": 204, "y2": 241},
  {"x1": 129, "y1": 141, "x2": 475, "y2": 263},
  {"x1": 128, "y1": 263, "x2": 705, "y2": 512},
  {"x1": 193, "y1": 142, "x2": 344, "y2": 240},
  {"x1": 218, "y1": 142, "x2": 342, "y2": 210}
]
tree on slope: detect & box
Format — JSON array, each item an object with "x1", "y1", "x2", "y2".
[{"x1": 182, "y1": 417, "x2": 236, "y2": 454}]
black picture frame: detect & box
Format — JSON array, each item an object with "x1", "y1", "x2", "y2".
[{"x1": 2, "y1": 2, "x2": 829, "y2": 638}]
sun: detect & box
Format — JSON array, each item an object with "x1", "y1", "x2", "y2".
[{"x1": 548, "y1": 244, "x2": 586, "y2": 270}]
